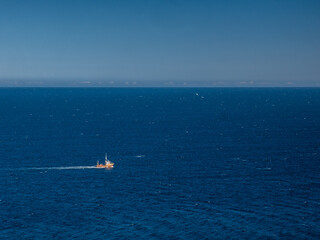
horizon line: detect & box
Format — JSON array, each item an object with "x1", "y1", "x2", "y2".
[{"x1": 0, "y1": 79, "x2": 319, "y2": 88}]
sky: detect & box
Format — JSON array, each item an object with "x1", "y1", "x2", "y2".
[{"x1": 0, "y1": 0, "x2": 319, "y2": 86}]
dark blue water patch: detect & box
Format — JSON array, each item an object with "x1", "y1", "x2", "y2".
[{"x1": 0, "y1": 88, "x2": 320, "y2": 239}]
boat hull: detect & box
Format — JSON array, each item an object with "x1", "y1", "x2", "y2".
[{"x1": 96, "y1": 164, "x2": 114, "y2": 168}]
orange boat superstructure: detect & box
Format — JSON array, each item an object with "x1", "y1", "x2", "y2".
[{"x1": 96, "y1": 154, "x2": 114, "y2": 169}]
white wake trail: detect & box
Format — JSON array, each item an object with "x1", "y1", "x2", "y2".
[
  {"x1": 30, "y1": 166, "x2": 97, "y2": 170},
  {"x1": 0, "y1": 166, "x2": 98, "y2": 171}
]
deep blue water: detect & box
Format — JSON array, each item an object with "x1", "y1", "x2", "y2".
[{"x1": 0, "y1": 88, "x2": 320, "y2": 239}]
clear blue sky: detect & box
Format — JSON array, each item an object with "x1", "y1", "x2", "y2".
[{"x1": 0, "y1": 0, "x2": 319, "y2": 86}]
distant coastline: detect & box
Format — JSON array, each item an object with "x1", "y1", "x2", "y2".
[{"x1": 0, "y1": 79, "x2": 319, "y2": 88}]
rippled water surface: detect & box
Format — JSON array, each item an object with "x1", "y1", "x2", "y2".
[{"x1": 0, "y1": 88, "x2": 320, "y2": 239}]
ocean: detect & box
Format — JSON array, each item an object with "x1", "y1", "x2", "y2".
[{"x1": 0, "y1": 88, "x2": 319, "y2": 239}]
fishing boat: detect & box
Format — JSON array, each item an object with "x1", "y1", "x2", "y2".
[{"x1": 96, "y1": 154, "x2": 114, "y2": 168}]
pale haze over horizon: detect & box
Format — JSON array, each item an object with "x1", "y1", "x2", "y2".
[{"x1": 0, "y1": 0, "x2": 319, "y2": 86}]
